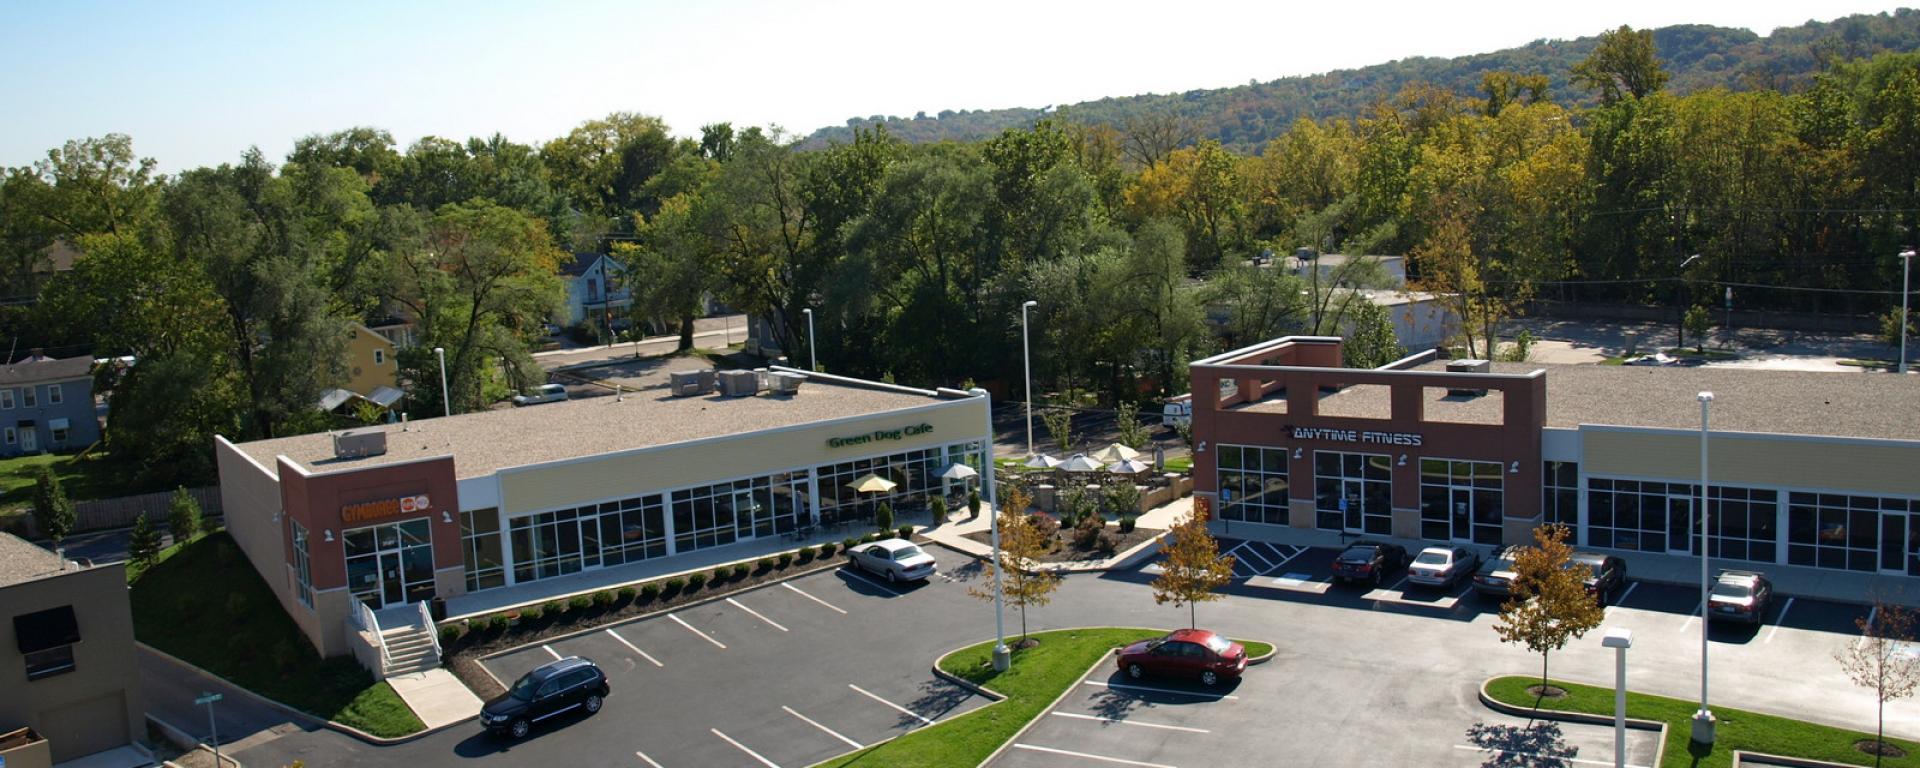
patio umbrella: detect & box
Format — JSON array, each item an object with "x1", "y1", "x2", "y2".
[
  {"x1": 939, "y1": 463, "x2": 979, "y2": 481},
  {"x1": 1090, "y1": 442, "x2": 1142, "y2": 463},
  {"x1": 1107, "y1": 458, "x2": 1152, "y2": 475},
  {"x1": 1059, "y1": 453, "x2": 1106, "y2": 473},
  {"x1": 1023, "y1": 453, "x2": 1063, "y2": 469},
  {"x1": 845, "y1": 473, "x2": 898, "y2": 493}
]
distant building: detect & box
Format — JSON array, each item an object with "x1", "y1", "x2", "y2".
[
  {"x1": 343, "y1": 323, "x2": 398, "y2": 398},
  {"x1": 0, "y1": 534, "x2": 145, "y2": 764},
  {"x1": 0, "y1": 353, "x2": 99, "y2": 457},
  {"x1": 559, "y1": 253, "x2": 630, "y2": 328},
  {"x1": 1347, "y1": 289, "x2": 1460, "y2": 351}
]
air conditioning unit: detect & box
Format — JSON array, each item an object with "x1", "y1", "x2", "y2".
[
  {"x1": 333, "y1": 428, "x2": 388, "y2": 459},
  {"x1": 669, "y1": 371, "x2": 707, "y2": 397},
  {"x1": 769, "y1": 372, "x2": 805, "y2": 395},
  {"x1": 719, "y1": 370, "x2": 761, "y2": 397},
  {"x1": 1446, "y1": 359, "x2": 1490, "y2": 397}
]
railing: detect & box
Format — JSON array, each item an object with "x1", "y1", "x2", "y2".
[
  {"x1": 354, "y1": 601, "x2": 393, "y2": 671},
  {"x1": 419, "y1": 601, "x2": 441, "y2": 659}
]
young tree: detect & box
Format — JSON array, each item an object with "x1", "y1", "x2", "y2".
[
  {"x1": 1836, "y1": 601, "x2": 1920, "y2": 766},
  {"x1": 30, "y1": 466, "x2": 75, "y2": 549},
  {"x1": 1152, "y1": 510, "x2": 1236, "y2": 628},
  {"x1": 166, "y1": 487, "x2": 202, "y2": 545},
  {"x1": 1041, "y1": 407, "x2": 1076, "y2": 455},
  {"x1": 1494, "y1": 524, "x2": 1605, "y2": 696},
  {"x1": 968, "y1": 486, "x2": 1061, "y2": 643},
  {"x1": 874, "y1": 501, "x2": 894, "y2": 534},
  {"x1": 1342, "y1": 299, "x2": 1406, "y2": 369},
  {"x1": 1113, "y1": 402, "x2": 1151, "y2": 451},
  {"x1": 127, "y1": 513, "x2": 162, "y2": 569},
  {"x1": 1683, "y1": 305, "x2": 1712, "y2": 353}
]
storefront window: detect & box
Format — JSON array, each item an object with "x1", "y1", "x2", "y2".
[
  {"x1": 1313, "y1": 451, "x2": 1391, "y2": 534},
  {"x1": 1586, "y1": 478, "x2": 1680, "y2": 553},
  {"x1": 1419, "y1": 459, "x2": 1503, "y2": 545},
  {"x1": 1788, "y1": 492, "x2": 1912, "y2": 573},
  {"x1": 816, "y1": 443, "x2": 974, "y2": 523},
  {"x1": 462, "y1": 509, "x2": 505, "y2": 592},
  {"x1": 291, "y1": 519, "x2": 314, "y2": 609},
  {"x1": 1705, "y1": 486, "x2": 1778, "y2": 563},
  {"x1": 1543, "y1": 461, "x2": 1578, "y2": 532},
  {"x1": 344, "y1": 519, "x2": 436, "y2": 610},
  {"x1": 1218, "y1": 445, "x2": 1289, "y2": 525}
]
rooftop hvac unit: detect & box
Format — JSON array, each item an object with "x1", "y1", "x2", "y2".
[
  {"x1": 333, "y1": 428, "x2": 388, "y2": 459},
  {"x1": 1445, "y1": 359, "x2": 1490, "y2": 397},
  {"x1": 769, "y1": 372, "x2": 805, "y2": 395},
  {"x1": 669, "y1": 371, "x2": 708, "y2": 397},
  {"x1": 719, "y1": 369, "x2": 761, "y2": 397}
]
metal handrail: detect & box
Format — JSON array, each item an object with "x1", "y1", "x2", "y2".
[
  {"x1": 357, "y1": 601, "x2": 393, "y2": 671},
  {"x1": 418, "y1": 601, "x2": 441, "y2": 659}
]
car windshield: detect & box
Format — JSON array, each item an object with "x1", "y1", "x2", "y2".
[
  {"x1": 1415, "y1": 551, "x2": 1449, "y2": 565},
  {"x1": 893, "y1": 545, "x2": 923, "y2": 560},
  {"x1": 1481, "y1": 556, "x2": 1514, "y2": 573},
  {"x1": 1339, "y1": 547, "x2": 1374, "y2": 560},
  {"x1": 508, "y1": 673, "x2": 542, "y2": 700},
  {"x1": 1713, "y1": 581, "x2": 1753, "y2": 599},
  {"x1": 1200, "y1": 634, "x2": 1232, "y2": 654}
]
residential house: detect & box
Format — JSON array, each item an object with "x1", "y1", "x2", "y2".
[
  {"x1": 0, "y1": 534, "x2": 146, "y2": 764},
  {"x1": 317, "y1": 322, "x2": 407, "y2": 417},
  {"x1": 0, "y1": 354, "x2": 99, "y2": 457},
  {"x1": 560, "y1": 252, "x2": 630, "y2": 329}
]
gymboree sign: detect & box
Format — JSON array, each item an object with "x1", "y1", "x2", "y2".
[
  {"x1": 1290, "y1": 426, "x2": 1423, "y2": 447},
  {"x1": 341, "y1": 494, "x2": 431, "y2": 525},
  {"x1": 827, "y1": 423, "x2": 934, "y2": 449}
]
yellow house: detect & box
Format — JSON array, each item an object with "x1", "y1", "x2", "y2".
[{"x1": 344, "y1": 323, "x2": 398, "y2": 397}]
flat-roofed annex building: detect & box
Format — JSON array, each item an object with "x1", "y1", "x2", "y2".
[
  {"x1": 0, "y1": 534, "x2": 145, "y2": 764},
  {"x1": 215, "y1": 368, "x2": 992, "y2": 664},
  {"x1": 1190, "y1": 336, "x2": 1920, "y2": 580}
]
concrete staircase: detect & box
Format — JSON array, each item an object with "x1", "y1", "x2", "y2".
[{"x1": 380, "y1": 623, "x2": 441, "y2": 677}]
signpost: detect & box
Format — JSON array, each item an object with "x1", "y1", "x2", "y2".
[{"x1": 195, "y1": 692, "x2": 223, "y2": 766}]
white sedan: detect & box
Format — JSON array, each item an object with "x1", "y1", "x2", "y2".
[
  {"x1": 848, "y1": 539, "x2": 936, "y2": 583},
  {"x1": 1407, "y1": 545, "x2": 1480, "y2": 589}
]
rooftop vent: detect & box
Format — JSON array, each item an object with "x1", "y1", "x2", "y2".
[
  {"x1": 719, "y1": 369, "x2": 761, "y2": 398},
  {"x1": 769, "y1": 371, "x2": 806, "y2": 395},
  {"x1": 1445, "y1": 359, "x2": 1490, "y2": 397},
  {"x1": 669, "y1": 369, "x2": 718, "y2": 397},
  {"x1": 332, "y1": 428, "x2": 388, "y2": 459}
]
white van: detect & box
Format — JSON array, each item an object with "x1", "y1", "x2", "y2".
[{"x1": 1161, "y1": 398, "x2": 1192, "y2": 428}]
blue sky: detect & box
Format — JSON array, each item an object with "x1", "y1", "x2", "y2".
[{"x1": 0, "y1": 0, "x2": 1902, "y2": 172}]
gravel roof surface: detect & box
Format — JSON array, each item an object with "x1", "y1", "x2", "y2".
[
  {"x1": 0, "y1": 533, "x2": 66, "y2": 586},
  {"x1": 238, "y1": 379, "x2": 947, "y2": 479}
]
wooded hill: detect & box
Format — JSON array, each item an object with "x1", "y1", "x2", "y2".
[{"x1": 802, "y1": 9, "x2": 1920, "y2": 152}]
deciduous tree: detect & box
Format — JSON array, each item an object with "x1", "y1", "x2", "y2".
[
  {"x1": 968, "y1": 486, "x2": 1061, "y2": 643},
  {"x1": 1494, "y1": 525, "x2": 1605, "y2": 697},
  {"x1": 1342, "y1": 298, "x2": 1406, "y2": 369},
  {"x1": 1152, "y1": 510, "x2": 1236, "y2": 628},
  {"x1": 1836, "y1": 600, "x2": 1920, "y2": 767},
  {"x1": 166, "y1": 487, "x2": 202, "y2": 545},
  {"x1": 1571, "y1": 25, "x2": 1671, "y2": 105}
]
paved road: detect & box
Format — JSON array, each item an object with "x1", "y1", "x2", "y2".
[{"x1": 533, "y1": 315, "x2": 748, "y2": 371}]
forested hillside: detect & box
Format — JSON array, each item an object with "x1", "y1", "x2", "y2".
[{"x1": 802, "y1": 10, "x2": 1920, "y2": 152}]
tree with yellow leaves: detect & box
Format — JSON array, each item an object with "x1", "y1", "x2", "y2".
[
  {"x1": 968, "y1": 486, "x2": 1061, "y2": 644},
  {"x1": 1495, "y1": 524, "x2": 1604, "y2": 698},
  {"x1": 1152, "y1": 509, "x2": 1236, "y2": 629}
]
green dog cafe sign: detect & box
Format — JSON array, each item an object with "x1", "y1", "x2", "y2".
[{"x1": 828, "y1": 423, "x2": 934, "y2": 448}]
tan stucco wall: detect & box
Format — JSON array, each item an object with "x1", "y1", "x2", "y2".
[
  {"x1": 343, "y1": 326, "x2": 397, "y2": 396},
  {"x1": 0, "y1": 564, "x2": 144, "y2": 762},
  {"x1": 498, "y1": 399, "x2": 987, "y2": 513},
  {"x1": 214, "y1": 437, "x2": 337, "y2": 655},
  {"x1": 1584, "y1": 428, "x2": 1920, "y2": 496}
]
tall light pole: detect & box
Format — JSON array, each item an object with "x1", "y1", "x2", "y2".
[
  {"x1": 1692, "y1": 390, "x2": 1715, "y2": 745},
  {"x1": 801, "y1": 308, "x2": 816, "y2": 372},
  {"x1": 1602, "y1": 628, "x2": 1634, "y2": 768},
  {"x1": 971, "y1": 387, "x2": 1009, "y2": 672},
  {"x1": 1900, "y1": 248, "x2": 1913, "y2": 375},
  {"x1": 433, "y1": 347, "x2": 450, "y2": 418},
  {"x1": 1677, "y1": 254, "x2": 1703, "y2": 349},
  {"x1": 1021, "y1": 300, "x2": 1038, "y2": 457}
]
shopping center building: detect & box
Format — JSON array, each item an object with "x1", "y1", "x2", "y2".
[
  {"x1": 215, "y1": 367, "x2": 991, "y2": 664},
  {"x1": 1191, "y1": 336, "x2": 1920, "y2": 579}
]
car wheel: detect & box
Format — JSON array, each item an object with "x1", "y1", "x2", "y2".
[
  {"x1": 585, "y1": 694, "x2": 603, "y2": 714},
  {"x1": 1127, "y1": 664, "x2": 1145, "y2": 680},
  {"x1": 509, "y1": 718, "x2": 529, "y2": 740},
  {"x1": 886, "y1": 567, "x2": 899, "y2": 583},
  {"x1": 1201, "y1": 669, "x2": 1219, "y2": 686},
  {"x1": 1370, "y1": 571, "x2": 1382, "y2": 587}
]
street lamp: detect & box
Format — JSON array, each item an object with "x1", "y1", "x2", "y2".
[
  {"x1": 1693, "y1": 391, "x2": 1715, "y2": 745},
  {"x1": 971, "y1": 387, "x2": 1009, "y2": 672},
  {"x1": 1021, "y1": 300, "x2": 1038, "y2": 457},
  {"x1": 1677, "y1": 254, "x2": 1703, "y2": 349},
  {"x1": 1900, "y1": 248, "x2": 1914, "y2": 375},
  {"x1": 801, "y1": 308, "x2": 817, "y2": 372},
  {"x1": 433, "y1": 347, "x2": 450, "y2": 418},
  {"x1": 1602, "y1": 628, "x2": 1634, "y2": 768}
]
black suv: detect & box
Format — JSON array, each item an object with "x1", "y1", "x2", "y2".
[
  {"x1": 1331, "y1": 540, "x2": 1408, "y2": 586},
  {"x1": 481, "y1": 656, "x2": 610, "y2": 739}
]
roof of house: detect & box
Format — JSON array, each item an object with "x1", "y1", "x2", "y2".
[
  {"x1": 560, "y1": 252, "x2": 605, "y2": 277},
  {"x1": 234, "y1": 371, "x2": 963, "y2": 479},
  {"x1": 0, "y1": 533, "x2": 68, "y2": 587},
  {"x1": 0, "y1": 354, "x2": 94, "y2": 387}
]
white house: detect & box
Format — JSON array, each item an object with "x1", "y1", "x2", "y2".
[{"x1": 559, "y1": 253, "x2": 630, "y2": 328}]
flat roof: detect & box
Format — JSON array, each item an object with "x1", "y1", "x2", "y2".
[
  {"x1": 0, "y1": 533, "x2": 67, "y2": 587},
  {"x1": 1231, "y1": 361, "x2": 1920, "y2": 441},
  {"x1": 234, "y1": 374, "x2": 959, "y2": 479}
]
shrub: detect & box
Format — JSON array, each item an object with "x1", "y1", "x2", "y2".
[
  {"x1": 819, "y1": 541, "x2": 838, "y2": 557},
  {"x1": 930, "y1": 497, "x2": 947, "y2": 523},
  {"x1": 687, "y1": 572, "x2": 708, "y2": 589},
  {"x1": 756, "y1": 557, "x2": 774, "y2": 572},
  {"x1": 875, "y1": 501, "x2": 894, "y2": 532},
  {"x1": 1030, "y1": 513, "x2": 1061, "y2": 539},
  {"x1": 968, "y1": 489, "x2": 982, "y2": 518},
  {"x1": 1096, "y1": 530, "x2": 1119, "y2": 554},
  {"x1": 640, "y1": 583, "x2": 662, "y2": 601},
  {"x1": 664, "y1": 578, "x2": 687, "y2": 594},
  {"x1": 1072, "y1": 514, "x2": 1106, "y2": 550},
  {"x1": 570, "y1": 594, "x2": 595, "y2": 612},
  {"x1": 521, "y1": 605, "x2": 544, "y2": 621},
  {"x1": 866, "y1": 532, "x2": 885, "y2": 543},
  {"x1": 777, "y1": 552, "x2": 793, "y2": 568},
  {"x1": 225, "y1": 592, "x2": 247, "y2": 617},
  {"x1": 714, "y1": 567, "x2": 732, "y2": 582},
  {"x1": 488, "y1": 614, "x2": 512, "y2": 633},
  {"x1": 1118, "y1": 515, "x2": 1137, "y2": 534},
  {"x1": 733, "y1": 563, "x2": 751, "y2": 578},
  {"x1": 545, "y1": 600, "x2": 568, "y2": 617},
  {"x1": 617, "y1": 586, "x2": 638, "y2": 603},
  {"x1": 439, "y1": 624, "x2": 466, "y2": 645},
  {"x1": 166, "y1": 487, "x2": 202, "y2": 544},
  {"x1": 842, "y1": 537, "x2": 858, "y2": 551},
  {"x1": 797, "y1": 546, "x2": 816, "y2": 563},
  {"x1": 897, "y1": 525, "x2": 914, "y2": 540},
  {"x1": 1104, "y1": 482, "x2": 1141, "y2": 518}
]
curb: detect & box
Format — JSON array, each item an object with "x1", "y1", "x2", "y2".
[
  {"x1": 1732, "y1": 751, "x2": 1872, "y2": 767},
  {"x1": 1476, "y1": 677, "x2": 1666, "y2": 768},
  {"x1": 138, "y1": 642, "x2": 457, "y2": 747},
  {"x1": 922, "y1": 529, "x2": 1166, "y2": 574}
]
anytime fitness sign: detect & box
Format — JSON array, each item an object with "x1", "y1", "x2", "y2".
[{"x1": 1290, "y1": 427, "x2": 1423, "y2": 447}]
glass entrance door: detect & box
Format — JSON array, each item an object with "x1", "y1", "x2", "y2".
[
  {"x1": 1342, "y1": 480, "x2": 1364, "y2": 533},
  {"x1": 1668, "y1": 496, "x2": 1695, "y2": 555},
  {"x1": 346, "y1": 519, "x2": 436, "y2": 611},
  {"x1": 1450, "y1": 488, "x2": 1473, "y2": 543}
]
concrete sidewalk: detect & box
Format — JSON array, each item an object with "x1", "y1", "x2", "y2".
[
  {"x1": 384, "y1": 669, "x2": 482, "y2": 730},
  {"x1": 918, "y1": 493, "x2": 1198, "y2": 571}
]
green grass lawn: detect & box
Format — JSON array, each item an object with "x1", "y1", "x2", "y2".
[
  {"x1": 131, "y1": 533, "x2": 424, "y2": 738},
  {"x1": 811, "y1": 629, "x2": 1268, "y2": 768},
  {"x1": 1485, "y1": 676, "x2": 1916, "y2": 768},
  {"x1": 1163, "y1": 456, "x2": 1193, "y2": 474},
  {"x1": 0, "y1": 450, "x2": 154, "y2": 508}
]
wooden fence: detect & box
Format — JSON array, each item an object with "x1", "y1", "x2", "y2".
[{"x1": 8, "y1": 486, "x2": 223, "y2": 538}]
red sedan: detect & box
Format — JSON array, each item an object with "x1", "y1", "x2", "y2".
[{"x1": 1115, "y1": 629, "x2": 1247, "y2": 686}]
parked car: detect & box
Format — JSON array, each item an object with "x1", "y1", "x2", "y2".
[
  {"x1": 1707, "y1": 570, "x2": 1773, "y2": 625},
  {"x1": 512, "y1": 383, "x2": 569, "y2": 406},
  {"x1": 848, "y1": 539, "x2": 936, "y2": 583},
  {"x1": 481, "y1": 656, "x2": 609, "y2": 739},
  {"x1": 1569, "y1": 552, "x2": 1628, "y2": 605},
  {"x1": 1331, "y1": 540, "x2": 1409, "y2": 586},
  {"x1": 1115, "y1": 628, "x2": 1248, "y2": 686},
  {"x1": 1407, "y1": 546, "x2": 1480, "y2": 589},
  {"x1": 1471, "y1": 546, "x2": 1521, "y2": 599}
]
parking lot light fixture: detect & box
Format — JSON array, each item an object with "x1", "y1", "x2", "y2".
[
  {"x1": 1022, "y1": 300, "x2": 1038, "y2": 458},
  {"x1": 802, "y1": 308, "x2": 817, "y2": 372},
  {"x1": 434, "y1": 346, "x2": 450, "y2": 418},
  {"x1": 972, "y1": 387, "x2": 1010, "y2": 671},
  {"x1": 1601, "y1": 628, "x2": 1633, "y2": 768},
  {"x1": 1899, "y1": 249, "x2": 1913, "y2": 375},
  {"x1": 1693, "y1": 391, "x2": 1715, "y2": 745}
]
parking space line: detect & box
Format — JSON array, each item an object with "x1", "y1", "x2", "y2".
[
  {"x1": 634, "y1": 750, "x2": 663, "y2": 768},
  {"x1": 1012, "y1": 743, "x2": 1177, "y2": 768},
  {"x1": 1255, "y1": 546, "x2": 1309, "y2": 576},
  {"x1": 848, "y1": 683, "x2": 935, "y2": 725},
  {"x1": 840, "y1": 567, "x2": 907, "y2": 596},
  {"x1": 783, "y1": 705, "x2": 863, "y2": 749},
  {"x1": 1387, "y1": 576, "x2": 1409, "y2": 592},
  {"x1": 728, "y1": 597, "x2": 790, "y2": 632},
  {"x1": 1051, "y1": 711, "x2": 1210, "y2": 733},
  {"x1": 1765, "y1": 598, "x2": 1795, "y2": 644},
  {"x1": 783, "y1": 582, "x2": 847, "y2": 614},
  {"x1": 1234, "y1": 544, "x2": 1276, "y2": 572},
  {"x1": 670, "y1": 614, "x2": 727, "y2": 649},
  {"x1": 541, "y1": 644, "x2": 561, "y2": 660},
  {"x1": 606, "y1": 629, "x2": 663, "y2": 667},
  {"x1": 1452, "y1": 744, "x2": 1645, "y2": 768},
  {"x1": 1613, "y1": 582, "x2": 1639, "y2": 609},
  {"x1": 1681, "y1": 601, "x2": 1702, "y2": 633},
  {"x1": 1081, "y1": 680, "x2": 1239, "y2": 700},
  {"x1": 711, "y1": 728, "x2": 780, "y2": 767}
]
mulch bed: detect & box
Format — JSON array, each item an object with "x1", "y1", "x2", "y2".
[
  {"x1": 440, "y1": 548, "x2": 859, "y2": 699},
  {"x1": 1857, "y1": 739, "x2": 1909, "y2": 758},
  {"x1": 962, "y1": 523, "x2": 1164, "y2": 564}
]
